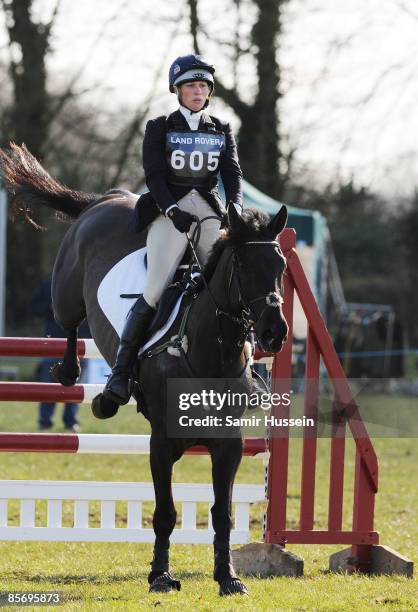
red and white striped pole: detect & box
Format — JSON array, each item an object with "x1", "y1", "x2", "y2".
[
  {"x1": 0, "y1": 337, "x2": 100, "y2": 358},
  {"x1": 0, "y1": 382, "x2": 132, "y2": 404},
  {"x1": 0, "y1": 433, "x2": 266, "y2": 456}
]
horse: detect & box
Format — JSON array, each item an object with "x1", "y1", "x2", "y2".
[{"x1": 0, "y1": 144, "x2": 289, "y2": 596}]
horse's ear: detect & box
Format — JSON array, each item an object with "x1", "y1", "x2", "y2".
[
  {"x1": 227, "y1": 202, "x2": 246, "y2": 231},
  {"x1": 267, "y1": 205, "x2": 288, "y2": 238}
]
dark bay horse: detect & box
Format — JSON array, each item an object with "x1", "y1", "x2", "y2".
[{"x1": 1, "y1": 144, "x2": 288, "y2": 596}]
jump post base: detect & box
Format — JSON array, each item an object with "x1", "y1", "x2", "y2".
[
  {"x1": 329, "y1": 545, "x2": 414, "y2": 577},
  {"x1": 232, "y1": 542, "x2": 303, "y2": 577}
]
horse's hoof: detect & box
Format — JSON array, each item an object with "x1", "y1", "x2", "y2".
[
  {"x1": 50, "y1": 361, "x2": 80, "y2": 387},
  {"x1": 218, "y1": 577, "x2": 248, "y2": 596},
  {"x1": 149, "y1": 572, "x2": 181, "y2": 593},
  {"x1": 91, "y1": 393, "x2": 119, "y2": 419}
]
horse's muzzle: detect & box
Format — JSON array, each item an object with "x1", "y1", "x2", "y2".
[{"x1": 256, "y1": 315, "x2": 288, "y2": 353}]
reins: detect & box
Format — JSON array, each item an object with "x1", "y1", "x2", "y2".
[
  {"x1": 185, "y1": 217, "x2": 284, "y2": 373},
  {"x1": 185, "y1": 216, "x2": 252, "y2": 373},
  {"x1": 142, "y1": 215, "x2": 284, "y2": 378}
]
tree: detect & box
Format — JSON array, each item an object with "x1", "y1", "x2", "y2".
[
  {"x1": 1, "y1": 0, "x2": 58, "y2": 330},
  {"x1": 0, "y1": 0, "x2": 169, "y2": 332},
  {"x1": 396, "y1": 196, "x2": 418, "y2": 346},
  {"x1": 1, "y1": 0, "x2": 57, "y2": 157}
]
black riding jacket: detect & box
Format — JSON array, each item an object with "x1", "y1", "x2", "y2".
[{"x1": 142, "y1": 110, "x2": 243, "y2": 220}]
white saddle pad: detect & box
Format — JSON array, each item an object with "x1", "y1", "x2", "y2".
[{"x1": 97, "y1": 248, "x2": 188, "y2": 354}]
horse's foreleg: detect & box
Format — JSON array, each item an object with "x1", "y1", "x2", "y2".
[
  {"x1": 51, "y1": 329, "x2": 81, "y2": 386},
  {"x1": 210, "y1": 437, "x2": 248, "y2": 596},
  {"x1": 148, "y1": 434, "x2": 181, "y2": 593}
]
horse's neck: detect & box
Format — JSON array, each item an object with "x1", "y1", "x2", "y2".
[{"x1": 186, "y1": 253, "x2": 246, "y2": 376}]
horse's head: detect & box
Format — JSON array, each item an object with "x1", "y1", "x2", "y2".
[{"x1": 204, "y1": 205, "x2": 289, "y2": 354}]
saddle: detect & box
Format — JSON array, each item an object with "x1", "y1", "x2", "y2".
[
  {"x1": 97, "y1": 242, "x2": 202, "y2": 351},
  {"x1": 144, "y1": 267, "x2": 203, "y2": 342}
]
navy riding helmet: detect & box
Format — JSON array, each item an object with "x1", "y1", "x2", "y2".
[{"x1": 169, "y1": 54, "x2": 215, "y2": 108}]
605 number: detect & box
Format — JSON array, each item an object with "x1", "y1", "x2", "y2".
[{"x1": 171, "y1": 150, "x2": 220, "y2": 171}]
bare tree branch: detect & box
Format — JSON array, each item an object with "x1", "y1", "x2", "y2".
[
  {"x1": 232, "y1": 0, "x2": 241, "y2": 89},
  {"x1": 186, "y1": 0, "x2": 248, "y2": 115},
  {"x1": 44, "y1": 0, "x2": 62, "y2": 39},
  {"x1": 110, "y1": 10, "x2": 185, "y2": 185},
  {"x1": 196, "y1": 21, "x2": 249, "y2": 49},
  {"x1": 392, "y1": 0, "x2": 418, "y2": 21},
  {"x1": 188, "y1": 0, "x2": 201, "y2": 53},
  {"x1": 48, "y1": 0, "x2": 131, "y2": 123},
  {"x1": 212, "y1": 78, "x2": 250, "y2": 115}
]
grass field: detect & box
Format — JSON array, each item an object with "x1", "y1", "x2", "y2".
[{"x1": 0, "y1": 397, "x2": 416, "y2": 611}]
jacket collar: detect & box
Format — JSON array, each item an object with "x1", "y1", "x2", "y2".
[
  {"x1": 179, "y1": 104, "x2": 203, "y2": 128},
  {"x1": 169, "y1": 109, "x2": 215, "y2": 132}
]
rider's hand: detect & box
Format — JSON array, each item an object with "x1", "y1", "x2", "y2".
[{"x1": 167, "y1": 207, "x2": 195, "y2": 233}]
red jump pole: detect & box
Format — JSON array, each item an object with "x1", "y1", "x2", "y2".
[
  {"x1": 0, "y1": 382, "x2": 85, "y2": 403},
  {"x1": 299, "y1": 328, "x2": 320, "y2": 532},
  {"x1": 0, "y1": 337, "x2": 87, "y2": 357},
  {"x1": 0, "y1": 433, "x2": 266, "y2": 456},
  {"x1": 265, "y1": 229, "x2": 295, "y2": 544},
  {"x1": 284, "y1": 242, "x2": 378, "y2": 570}
]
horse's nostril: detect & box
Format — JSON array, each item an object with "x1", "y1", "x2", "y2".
[{"x1": 261, "y1": 330, "x2": 273, "y2": 346}]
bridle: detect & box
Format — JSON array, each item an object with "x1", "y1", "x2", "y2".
[
  {"x1": 186, "y1": 217, "x2": 286, "y2": 370},
  {"x1": 228, "y1": 242, "x2": 285, "y2": 328}
]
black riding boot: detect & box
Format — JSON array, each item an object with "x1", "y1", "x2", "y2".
[{"x1": 103, "y1": 296, "x2": 155, "y2": 405}]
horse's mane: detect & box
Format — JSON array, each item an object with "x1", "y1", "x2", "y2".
[{"x1": 203, "y1": 208, "x2": 274, "y2": 282}]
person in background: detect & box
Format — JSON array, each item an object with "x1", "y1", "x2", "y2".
[{"x1": 30, "y1": 277, "x2": 91, "y2": 432}]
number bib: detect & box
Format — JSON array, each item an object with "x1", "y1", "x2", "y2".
[{"x1": 166, "y1": 130, "x2": 226, "y2": 186}]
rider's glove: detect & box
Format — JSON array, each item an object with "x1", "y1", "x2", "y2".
[{"x1": 167, "y1": 206, "x2": 195, "y2": 233}]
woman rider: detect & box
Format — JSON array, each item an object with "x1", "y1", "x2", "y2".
[{"x1": 103, "y1": 54, "x2": 244, "y2": 405}]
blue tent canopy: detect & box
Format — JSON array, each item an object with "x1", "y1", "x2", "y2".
[{"x1": 239, "y1": 179, "x2": 327, "y2": 248}]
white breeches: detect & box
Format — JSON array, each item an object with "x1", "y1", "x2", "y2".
[{"x1": 143, "y1": 190, "x2": 221, "y2": 308}]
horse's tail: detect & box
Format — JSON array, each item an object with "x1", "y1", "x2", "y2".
[{"x1": 0, "y1": 143, "x2": 101, "y2": 226}]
